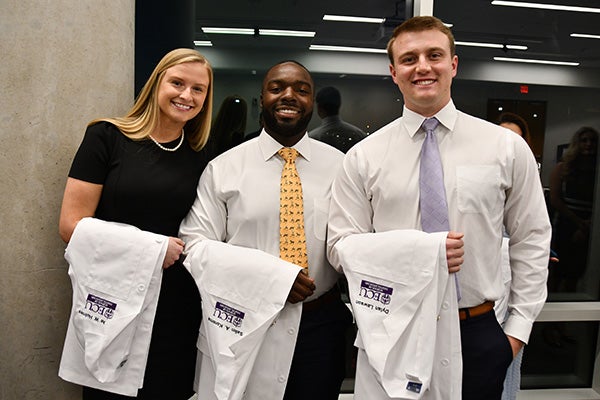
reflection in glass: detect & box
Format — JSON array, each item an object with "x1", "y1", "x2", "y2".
[
  {"x1": 522, "y1": 321, "x2": 598, "y2": 388},
  {"x1": 547, "y1": 127, "x2": 599, "y2": 301}
]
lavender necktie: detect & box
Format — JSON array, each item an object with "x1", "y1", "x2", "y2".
[
  {"x1": 419, "y1": 117, "x2": 461, "y2": 299},
  {"x1": 419, "y1": 118, "x2": 449, "y2": 232}
]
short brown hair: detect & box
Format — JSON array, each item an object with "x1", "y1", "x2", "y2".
[
  {"x1": 498, "y1": 112, "x2": 531, "y2": 144},
  {"x1": 386, "y1": 16, "x2": 456, "y2": 65}
]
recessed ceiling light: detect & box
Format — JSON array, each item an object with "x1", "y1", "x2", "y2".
[
  {"x1": 194, "y1": 40, "x2": 212, "y2": 47},
  {"x1": 491, "y1": 1, "x2": 600, "y2": 13},
  {"x1": 456, "y1": 41, "x2": 527, "y2": 50},
  {"x1": 323, "y1": 14, "x2": 385, "y2": 24},
  {"x1": 571, "y1": 33, "x2": 600, "y2": 39},
  {"x1": 494, "y1": 56, "x2": 579, "y2": 66},
  {"x1": 309, "y1": 44, "x2": 387, "y2": 54}
]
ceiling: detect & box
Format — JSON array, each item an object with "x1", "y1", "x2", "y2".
[{"x1": 195, "y1": 0, "x2": 600, "y2": 69}]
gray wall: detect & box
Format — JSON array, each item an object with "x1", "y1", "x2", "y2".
[{"x1": 0, "y1": 1, "x2": 134, "y2": 399}]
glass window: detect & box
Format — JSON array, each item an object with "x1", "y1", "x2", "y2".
[{"x1": 522, "y1": 321, "x2": 598, "y2": 388}]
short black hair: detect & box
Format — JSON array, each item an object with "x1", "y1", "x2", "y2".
[
  {"x1": 316, "y1": 86, "x2": 341, "y2": 115},
  {"x1": 261, "y1": 60, "x2": 313, "y2": 94}
]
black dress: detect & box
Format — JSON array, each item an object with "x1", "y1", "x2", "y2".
[{"x1": 69, "y1": 122, "x2": 208, "y2": 400}]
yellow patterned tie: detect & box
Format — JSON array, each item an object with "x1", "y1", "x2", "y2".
[{"x1": 278, "y1": 148, "x2": 308, "y2": 271}]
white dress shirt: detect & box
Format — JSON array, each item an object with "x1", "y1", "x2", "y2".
[
  {"x1": 59, "y1": 218, "x2": 167, "y2": 396},
  {"x1": 179, "y1": 131, "x2": 344, "y2": 399},
  {"x1": 328, "y1": 100, "x2": 551, "y2": 344},
  {"x1": 180, "y1": 130, "x2": 343, "y2": 300}
]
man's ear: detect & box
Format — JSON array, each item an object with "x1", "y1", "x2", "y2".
[{"x1": 389, "y1": 63, "x2": 398, "y2": 84}]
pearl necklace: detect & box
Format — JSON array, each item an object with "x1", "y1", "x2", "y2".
[{"x1": 149, "y1": 129, "x2": 185, "y2": 152}]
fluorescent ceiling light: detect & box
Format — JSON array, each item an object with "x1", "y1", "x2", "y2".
[
  {"x1": 491, "y1": 1, "x2": 600, "y2": 13},
  {"x1": 456, "y1": 41, "x2": 527, "y2": 50},
  {"x1": 310, "y1": 44, "x2": 387, "y2": 54},
  {"x1": 571, "y1": 33, "x2": 600, "y2": 39},
  {"x1": 202, "y1": 27, "x2": 315, "y2": 38},
  {"x1": 323, "y1": 14, "x2": 384, "y2": 23},
  {"x1": 194, "y1": 40, "x2": 212, "y2": 47},
  {"x1": 259, "y1": 29, "x2": 315, "y2": 37},
  {"x1": 494, "y1": 56, "x2": 579, "y2": 66},
  {"x1": 201, "y1": 27, "x2": 254, "y2": 35}
]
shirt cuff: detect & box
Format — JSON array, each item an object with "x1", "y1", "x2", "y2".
[{"x1": 503, "y1": 313, "x2": 534, "y2": 344}]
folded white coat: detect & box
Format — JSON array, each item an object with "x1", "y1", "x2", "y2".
[
  {"x1": 58, "y1": 217, "x2": 167, "y2": 396},
  {"x1": 336, "y1": 229, "x2": 462, "y2": 400},
  {"x1": 184, "y1": 240, "x2": 302, "y2": 400}
]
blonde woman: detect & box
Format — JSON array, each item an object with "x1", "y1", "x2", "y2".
[{"x1": 59, "y1": 48, "x2": 213, "y2": 399}]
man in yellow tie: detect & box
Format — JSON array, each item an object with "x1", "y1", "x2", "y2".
[{"x1": 180, "y1": 61, "x2": 352, "y2": 400}]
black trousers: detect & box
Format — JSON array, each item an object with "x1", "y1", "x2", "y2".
[
  {"x1": 460, "y1": 310, "x2": 514, "y2": 400},
  {"x1": 283, "y1": 295, "x2": 353, "y2": 400}
]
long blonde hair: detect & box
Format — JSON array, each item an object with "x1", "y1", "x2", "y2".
[
  {"x1": 90, "y1": 48, "x2": 214, "y2": 151},
  {"x1": 561, "y1": 126, "x2": 598, "y2": 177}
]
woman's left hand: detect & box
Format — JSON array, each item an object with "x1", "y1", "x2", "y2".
[{"x1": 163, "y1": 237, "x2": 185, "y2": 269}]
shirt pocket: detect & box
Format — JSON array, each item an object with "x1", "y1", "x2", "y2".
[
  {"x1": 313, "y1": 198, "x2": 330, "y2": 241},
  {"x1": 456, "y1": 165, "x2": 502, "y2": 214}
]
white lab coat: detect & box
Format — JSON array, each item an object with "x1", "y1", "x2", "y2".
[
  {"x1": 335, "y1": 229, "x2": 462, "y2": 400},
  {"x1": 183, "y1": 240, "x2": 303, "y2": 400},
  {"x1": 58, "y1": 217, "x2": 167, "y2": 396}
]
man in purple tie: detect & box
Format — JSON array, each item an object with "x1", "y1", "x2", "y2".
[{"x1": 327, "y1": 16, "x2": 551, "y2": 400}]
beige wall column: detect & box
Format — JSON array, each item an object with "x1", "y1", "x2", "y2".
[{"x1": 0, "y1": 1, "x2": 134, "y2": 398}]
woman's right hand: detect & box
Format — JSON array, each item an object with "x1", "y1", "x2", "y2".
[{"x1": 163, "y1": 237, "x2": 185, "y2": 269}]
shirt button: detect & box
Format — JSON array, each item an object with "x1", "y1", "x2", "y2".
[
  {"x1": 442, "y1": 302, "x2": 449, "y2": 310},
  {"x1": 441, "y1": 358, "x2": 450, "y2": 367},
  {"x1": 287, "y1": 328, "x2": 295, "y2": 335},
  {"x1": 137, "y1": 284, "x2": 146, "y2": 292},
  {"x1": 278, "y1": 376, "x2": 286, "y2": 383}
]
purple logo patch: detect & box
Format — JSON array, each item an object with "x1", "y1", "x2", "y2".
[
  {"x1": 85, "y1": 294, "x2": 117, "y2": 319},
  {"x1": 359, "y1": 280, "x2": 393, "y2": 304},
  {"x1": 213, "y1": 302, "x2": 245, "y2": 327}
]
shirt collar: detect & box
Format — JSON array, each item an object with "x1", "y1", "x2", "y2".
[
  {"x1": 258, "y1": 130, "x2": 312, "y2": 162},
  {"x1": 402, "y1": 100, "x2": 457, "y2": 138}
]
